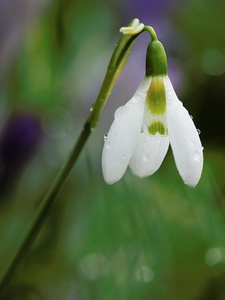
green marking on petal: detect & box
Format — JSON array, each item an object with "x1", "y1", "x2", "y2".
[
  {"x1": 146, "y1": 77, "x2": 166, "y2": 114},
  {"x1": 148, "y1": 121, "x2": 167, "y2": 135}
]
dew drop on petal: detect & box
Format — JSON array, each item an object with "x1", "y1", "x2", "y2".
[
  {"x1": 166, "y1": 91, "x2": 172, "y2": 103},
  {"x1": 104, "y1": 133, "x2": 108, "y2": 142},
  {"x1": 197, "y1": 129, "x2": 201, "y2": 135},
  {"x1": 105, "y1": 142, "x2": 110, "y2": 149},
  {"x1": 143, "y1": 155, "x2": 150, "y2": 162},
  {"x1": 114, "y1": 106, "x2": 129, "y2": 119},
  {"x1": 193, "y1": 150, "x2": 202, "y2": 162}
]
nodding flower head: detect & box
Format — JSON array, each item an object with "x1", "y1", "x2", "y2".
[{"x1": 102, "y1": 38, "x2": 203, "y2": 187}]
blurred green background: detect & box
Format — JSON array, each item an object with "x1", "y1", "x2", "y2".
[{"x1": 0, "y1": 0, "x2": 225, "y2": 299}]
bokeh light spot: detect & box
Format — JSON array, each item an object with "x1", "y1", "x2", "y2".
[
  {"x1": 79, "y1": 253, "x2": 110, "y2": 280},
  {"x1": 205, "y1": 247, "x2": 224, "y2": 266},
  {"x1": 135, "y1": 266, "x2": 154, "y2": 283}
]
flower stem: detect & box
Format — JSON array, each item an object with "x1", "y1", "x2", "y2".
[
  {"x1": 0, "y1": 19, "x2": 142, "y2": 296},
  {"x1": 143, "y1": 26, "x2": 158, "y2": 41}
]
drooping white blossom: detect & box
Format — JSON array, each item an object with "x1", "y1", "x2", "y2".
[
  {"x1": 102, "y1": 75, "x2": 203, "y2": 187},
  {"x1": 102, "y1": 25, "x2": 203, "y2": 187}
]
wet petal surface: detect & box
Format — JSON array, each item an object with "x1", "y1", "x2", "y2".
[
  {"x1": 165, "y1": 77, "x2": 203, "y2": 187},
  {"x1": 102, "y1": 78, "x2": 151, "y2": 184},
  {"x1": 129, "y1": 132, "x2": 169, "y2": 178}
]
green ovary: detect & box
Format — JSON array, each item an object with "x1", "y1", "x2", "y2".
[
  {"x1": 148, "y1": 121, "x2": 167, "y2": 135},
  {"x1": 146, "y1": 77, "x2": 166, "y2": 114}
]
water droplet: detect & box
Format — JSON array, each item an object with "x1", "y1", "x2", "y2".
[
  {"x1": 90, "y1": 106, "x2": 94, "y2": 112},
  {"x1": 114, "y1": 106, "x2": 129, "y2": 119},
  {"x1": 104, "y1": 133, "x2": 108, "y2": 142},
  {"x1": 105, "y1": 142, "x2": 110, "y2": 149},
  {"x1": 143, "y1": 155, "x2": 149, "y2": 162},
  {"x1": 190, "y1": 115, "x2": 193, "y2": 119},
  {"x1": 197, "y1": 129, "x2": 201, "y2": 135},
  {"x1": 194, "y1": 150, "x2": 202, "y2": 162},
  {"x1": 166, "y1": 91, "x2": 172, "y2": 103}
]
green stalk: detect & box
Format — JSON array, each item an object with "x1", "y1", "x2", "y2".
[{"x1": 0, "y1": 19, "x2": 144, "y2": 296}]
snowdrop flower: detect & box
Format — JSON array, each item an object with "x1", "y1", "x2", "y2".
[{"x1": 102, "y1": 36, "x2": 203, "y2": 187}]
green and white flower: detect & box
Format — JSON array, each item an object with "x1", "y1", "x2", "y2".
[{"x1": 102, "y1": 38, "x2": 203, "y2": 187}]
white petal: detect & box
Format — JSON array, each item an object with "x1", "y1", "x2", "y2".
[
  {"x1": 165, "y1": 77, "x2": 203, "y2": 187},
  {"x1": 102, "y1": 77, "x2": 151, "y2": 184},
  {"x1": 129, "y1": 132, "x2": 169, "y2": 177}
]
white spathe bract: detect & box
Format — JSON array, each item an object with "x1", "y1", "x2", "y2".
[
  {"x1": 102, "y1": 76, "x2": 203, "y2": 187},
  {"x1": 120, "y1": 18, "x2": 144, "y2": 35}
]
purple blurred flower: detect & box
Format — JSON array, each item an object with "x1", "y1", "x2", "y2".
[
  {"x1": 0, "y1": 111, "x2": 43, "y2": 197},
  {"x1": 118, "y1": 0, "x2": 179, "y2": 36}
]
